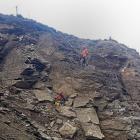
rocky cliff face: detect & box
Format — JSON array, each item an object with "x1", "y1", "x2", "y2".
[{"x1": 0, "y1": 14, "x2": 140, "y2": 140}]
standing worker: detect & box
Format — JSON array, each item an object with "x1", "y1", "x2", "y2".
[{"x1": 80, "y1": 47, "x2": 89, "y2": 67}]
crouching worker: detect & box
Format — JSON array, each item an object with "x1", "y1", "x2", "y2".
[{"x1": 54, "y1": 92, "x2": 66, "y2": 106}]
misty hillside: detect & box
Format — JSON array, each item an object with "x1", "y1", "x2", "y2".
[{"x1": 0, "y1": 14, "x2": 140, "y2": 140}]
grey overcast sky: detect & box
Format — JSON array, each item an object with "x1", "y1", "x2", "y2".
[{"x1": 0, "y1": 0, "x2": 140, "y2": 52}]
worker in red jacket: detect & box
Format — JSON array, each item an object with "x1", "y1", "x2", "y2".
[{"x1": 54, "y1": 92, "x2": 66, "y2": 106}]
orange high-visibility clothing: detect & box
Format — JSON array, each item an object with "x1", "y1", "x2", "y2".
[{"x1": 81, "y1": 48, "x2": 89, "y2": 57}]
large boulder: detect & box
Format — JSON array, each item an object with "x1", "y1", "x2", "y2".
[
  {"x1": 75, "y1": 108, "x2": 104, "y2": 139},
  {"x1": 81, "y1": 123, "x2": 104, "y2": 139},
  {"x1": 13, "y1": 80, "x2": 36, "y2": 89},
  {"x1": 33, "y1": 89, "x2": 53, "y2": 102},
  {"x1": 73, "y1": 96, "x2": 91, "y2": 108},
  {"x1": 56, "y1": 106, "x2": 76, "y2": 118},
  {"x1": 33, "y1": 81, "x2": 46, "y2": 90},
  {"x1": 13, "y1": 68, "x2": 39, "y2": 89},
  {"x1": 30, "y1": 58, "x2": 46, "y2": 72},
  {"x1": 20, "y1": 68, "x2": 34, "y2": 76},
  {"x1": 75, "y1": 108, "x2": 99, "y2": 124},
  {"x1": 59, "y1": 122, "x2": 77, "y2": 138},
  {"x1": 100, "y1": 118, "x2": 132, "y2": 131}
]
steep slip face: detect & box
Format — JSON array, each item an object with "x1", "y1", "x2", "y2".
[
  {"x1": 0, "y1": 15, "x2": 140, "y2": 140},
  {"x1": 36, "y1": 36, "x2": 140, "y2": 140}
]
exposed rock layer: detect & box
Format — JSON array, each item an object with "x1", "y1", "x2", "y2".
[{"x1": 0, "y1": 14, "x2": 140, "y2": 140}]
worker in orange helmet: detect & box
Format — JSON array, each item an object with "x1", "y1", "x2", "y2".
[{"x1": 80, "y1": 47, "x2": 89, "y2": 67}]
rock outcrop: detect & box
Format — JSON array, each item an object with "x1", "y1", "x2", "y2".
[
  {"x1": 0, "y1": 14, "x2": 140, "y2": 140},
  {"x1": 59, "y1": 122, "x2": 77, "y2": 138}
]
